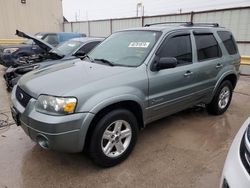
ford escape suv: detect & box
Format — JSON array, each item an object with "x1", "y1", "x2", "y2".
[{"x1": 11, "y1": 22, "x2": 240, "y2": 167}]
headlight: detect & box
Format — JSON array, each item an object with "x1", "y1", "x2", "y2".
[
  {"x1": 35, "y1": 95, "x2": 77, "y2": 115},
  {"x1": 3, "y1": 48, "x2": 19, "y2": 54}
]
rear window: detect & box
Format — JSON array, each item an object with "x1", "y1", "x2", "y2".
[
  {"x1": 194, "y1": 34, "x2": 221, "y2": 61},
  {"x1": 217, "y1": 31, "x2": 238, "y2": 55}
]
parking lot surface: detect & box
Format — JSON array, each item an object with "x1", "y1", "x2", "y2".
[{"x1": 0, "y1": 65, "x2": 250, "y2": 188}]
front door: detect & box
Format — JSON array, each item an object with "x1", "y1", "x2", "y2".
[{"x1": 146, "y1": 31, "x2": 198, "y2": 123}]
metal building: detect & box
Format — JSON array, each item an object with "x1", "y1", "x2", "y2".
[
  {"x1": 64, "y1": 6, "x2": 250, "y2": 56},
  {"x1": 0, "y1": 0, "x2": 63, "y2": 39}
]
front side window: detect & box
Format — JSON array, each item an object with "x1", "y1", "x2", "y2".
[
  {"x1": 158, "y1": 34, "x2": 192, "y2": 65},
  {"x1": 217, "y1": 31, "x2": 238, "y2": 55},
  {"x1": 89, "y1": 31, "x2": 162, "y2": 67},
  {"x1": 194, "y1": 34, "x2": 221, "y2": 61}
]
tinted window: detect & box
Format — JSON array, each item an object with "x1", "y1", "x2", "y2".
[
  {"x1": 80, "y1": 41, "x2": 100, "y2": 54},
  {"x1": 217, "y1": 31, "x2": 238, "y2": 55},
  {"x1": 158, "y1": 34, "x2": 192, "y2": 65},
  {"x1": 194, "y1": 34, "x2": 221, "y2": 61}
]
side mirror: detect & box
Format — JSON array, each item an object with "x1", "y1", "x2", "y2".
[
  {"x1": 156, "y1": 57, "x2": 177, "y2": 71},
  {"x1": 74, "y1": 51, "x2": 86, "y2": 57}
]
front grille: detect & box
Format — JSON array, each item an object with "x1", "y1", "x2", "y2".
[
  {"x1": 16, "y1": 86, "x2": 32, "y2": 107},
  {"x1": 239, "y1": 127, "x2": 250, "y2": 175},
  {"x1": 247, "y1": 127, "x2": 250, "y2": 142}
]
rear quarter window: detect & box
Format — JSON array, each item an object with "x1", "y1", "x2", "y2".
[{"x1": 217, "y1": 31, "x2": 238, "y2": 55}]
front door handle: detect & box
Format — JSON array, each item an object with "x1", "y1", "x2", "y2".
[
  {"x1": 216, "y1": 63, "x2": 223, "y2": 69},
  {"x1": 184, "y1": 71, "x2": 193, "y2": 77}
]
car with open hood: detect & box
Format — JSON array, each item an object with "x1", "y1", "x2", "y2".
[
  {"x1": 0, "y1": 30, "x2": 85, "y2": 67},
  {"x1": 4, "y1": 37, "x2": 103, "y2": 90},
  {"x1": 11, "y1": 22, "x2": 240, "y2": 167}
]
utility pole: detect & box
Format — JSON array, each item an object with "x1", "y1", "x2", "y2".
[
  {"x1": 136, "y1": 2, "x2": 145, "y2": 26},
  {"x1": 75, "y1": 12, "x2": 78, "y2": 22},
  {"x1": 136, "y1": 3, "x2": 143, "y2": 17}
]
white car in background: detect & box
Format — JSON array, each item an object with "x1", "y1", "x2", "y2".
[{"x1": 221, "y1": 117, "x2": 250, "y2": 188}]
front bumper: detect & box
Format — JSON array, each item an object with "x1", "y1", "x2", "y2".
[
  {"x1": 11, "y1": 86, "x2": 95, "y2": 153},
  {"x1": 221, "y1": 117, "x2": 250, "y2": 188},
  {"x1": 0, "y1": 53, "x2": 17, "y2": 67}
]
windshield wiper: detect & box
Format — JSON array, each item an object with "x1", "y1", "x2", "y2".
[{"x1": 94, "y1": 58, "x2": 115, "y2": 66}]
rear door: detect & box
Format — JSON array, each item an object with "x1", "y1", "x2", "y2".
[
  {"x1": 192, "y1": 30, "x2": 224, "y2": 100},
  {"x1": 146, "y1": 31, "x2": 198, "y2": 122}
]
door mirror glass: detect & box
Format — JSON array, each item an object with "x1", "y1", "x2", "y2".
[
  {"x1": 74, "y1": 51, "x2": 86, "y2": 57},
  {"x1": 156, "y1": 57, "x2": 177, "y2": 70}
]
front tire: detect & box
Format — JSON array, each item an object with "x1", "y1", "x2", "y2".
[
  {"x1": 89, "y1": 109, "x2": 138, "y2": 167},
  {"x1": 206, "y1": 80, "x2": 233, "y2": 115}
]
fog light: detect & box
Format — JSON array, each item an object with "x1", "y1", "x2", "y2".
[{"x1": 37, "y1": 135, "x2": 49, "y2": 150}]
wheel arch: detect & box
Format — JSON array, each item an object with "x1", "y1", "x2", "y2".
[
  {"x1": 212, "y1": 72, "x2": 238, "y2": 98},
  {"x1": 83, "y1": 100, "x2": 144, "y2": 151}
]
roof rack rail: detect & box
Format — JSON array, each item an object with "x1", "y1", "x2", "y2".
[
  {"x1": 144, "y1": 21, "x2": 192, "y2": 27},
  {"x1": 187, "y1": 22, "x2": 219, "y2": 27},
  {"x1": 144, "y1": 22, "x2": 219, "y2": 27}
]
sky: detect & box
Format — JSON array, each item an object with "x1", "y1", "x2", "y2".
[{"x1": 62, "y1": 0, "x2": 250, "y2": 22}]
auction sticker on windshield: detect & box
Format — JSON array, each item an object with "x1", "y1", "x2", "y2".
[{"x1": 128, "y1": 42, "x2": 150, "y2": 48}]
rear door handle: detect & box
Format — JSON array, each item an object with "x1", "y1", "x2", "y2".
[
  {"x1": 216, "y1": 63, "x2": 223, "y2": 69},
  {"x1": 184, "y1": 71, "x2": 193, "y2": 77}
]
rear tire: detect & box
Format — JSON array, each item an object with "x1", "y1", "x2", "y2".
[
  {"x1": 206, "y1": 80, "x2": 233, "y2": 115},
  {"x1": 89, "y1": 109, "x2": 138, "y2": 167}
]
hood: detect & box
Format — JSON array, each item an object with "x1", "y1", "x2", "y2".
[
  {"x1": 16, "y1": 30, "x2": 54, "y2": 53},
  {"x1": 18, "y1": 60, "x2": 133, "y2": 98}
]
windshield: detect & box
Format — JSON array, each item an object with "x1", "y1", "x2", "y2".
[
  {"x1": 53, "y1": 40, "x2": 83, "y2": 56},
  {"x1": 88, "y1": 31, "x2": 161, "y2": 67}
]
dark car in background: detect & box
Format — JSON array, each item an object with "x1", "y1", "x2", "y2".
[
  {"x1": 4, "y1": 37, "x2": 103, "y2": 90},
  {"x1": 0, "y1": 30, "x2": 85, "y2": 67}
]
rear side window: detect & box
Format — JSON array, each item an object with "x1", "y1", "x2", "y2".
[
  {"x1": 217, "y1": 31, "x2": 238, "y2": 55},
  {"x1": 158, "y1": 34, "x2": 192, "y2": 65},
  {"x1": 194, "y1": 34, "x2": 221, "y2": 61}
]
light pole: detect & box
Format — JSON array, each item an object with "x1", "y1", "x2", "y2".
[{"x1": 136, "y1": 2, "x2": 144, "y2": 17}]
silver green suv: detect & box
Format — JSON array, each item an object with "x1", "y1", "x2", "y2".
[{"x1": 11, "y1": 22, "x2": 240, "y2": 167}]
